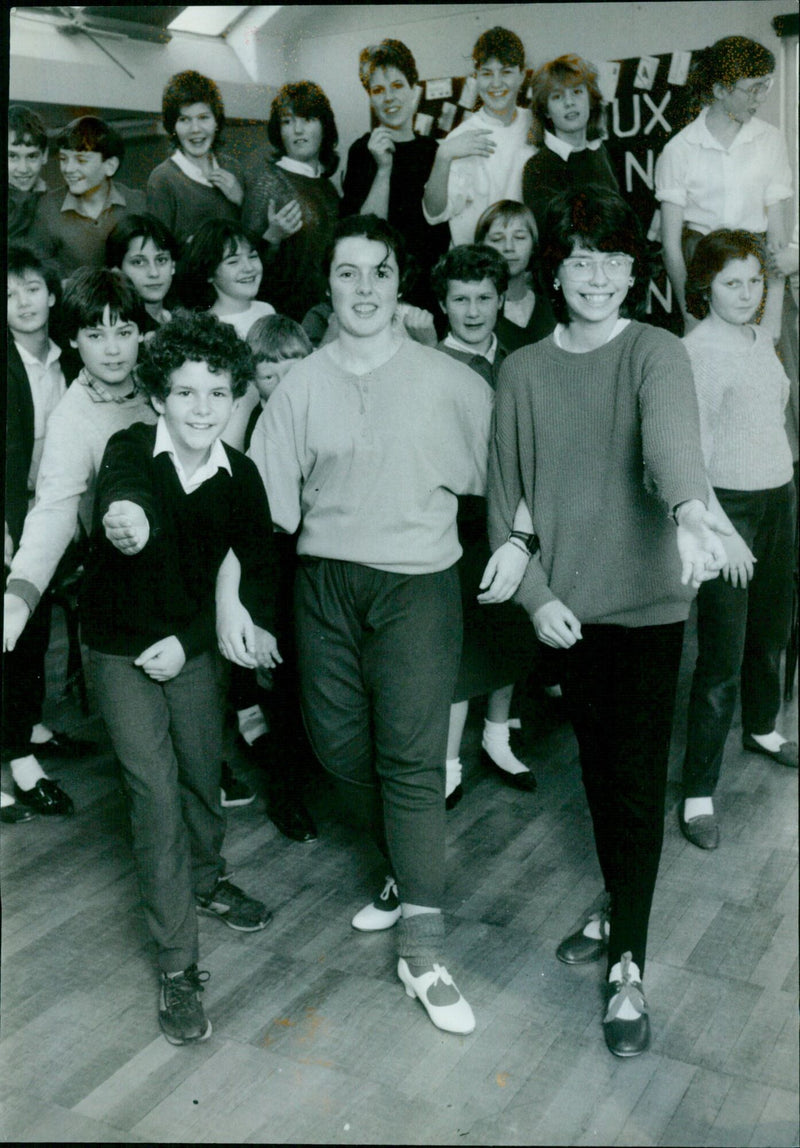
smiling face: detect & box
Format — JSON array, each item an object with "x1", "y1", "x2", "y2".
[
  {"x1": 59, "y1": 148, "x2": 118, "y2": 197},
  {"x1": 7, "y1": 270, "x2": 55, "y2": 338},
  {"x1": 153, "y1": 359, "x2": 235, "y2": 472},
  {"x1": 329, "y1": 236, "x2": 400, "y2": 339},
  {"x1": 8, "y1": 136, "x2": 47, "y2": 192},
  {"x1": 475, "y1": 57, "x2": 525, "y2": 122},
  {"x1": 482, "y1": 217, "x2": 534, "y2": 279},
  {"x1": 714, "y1": 75, "x2": 773, "y2": 125},
  {"x1": 708, "y1": 254, "x2": 764, "y2": 326},
  {"x1": 443, "y1": 278, "x2": 501, "y2": 350},
  {"x1": 121, "y1": 237, "x2": 175, "y2": 305},
  {"x1": 369, "y1": 65, "x2": 416, "y2": 132},
  {"x1": 546, "y1": 82, "x2": 591, "y2": 139},
  {"x1": 173, "y1": 101, "x2": 218, "y2": 159},
  {"x1": 210, "y1": 237, "x2": 263, "y2": 306},
  {"x1": 71, "y1": 304, "x2": 140, "y2": 387},
  {"x1": 556, "y1": 241, "x2": 634, "y2": 326},
  {"x1": 279, "y1": 112, "x2": 323, "y2": 164}
]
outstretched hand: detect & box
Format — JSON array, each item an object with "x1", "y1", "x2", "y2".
[{"x1": 103, "y1": 500, "x2": 150, "y2": 555}]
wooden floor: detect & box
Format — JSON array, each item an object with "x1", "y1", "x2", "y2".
[{"x1": 1, "y1": 613, "x2": 797, "y2": 1146}]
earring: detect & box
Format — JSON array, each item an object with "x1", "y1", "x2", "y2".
[
  {"x1": 628, "y1": 278, "x2": 635, "y2": 287},
  {"x1": 553, "y1": 280, "x2": 561, "y2": 291}
]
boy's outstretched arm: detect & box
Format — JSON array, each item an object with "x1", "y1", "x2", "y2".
[{"x1": 103, "y1": 500, "x2": 150, "y2": 555}]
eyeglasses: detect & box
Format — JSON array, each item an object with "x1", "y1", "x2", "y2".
[
  {"x1": 559, "y1": 254, "x2": 634, "y2": 281},
  {"x1": 733, "y1": 76, "x2": 773, "y2": 99}
]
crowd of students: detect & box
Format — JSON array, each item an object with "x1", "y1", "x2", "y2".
[{"x1": 3, "y1": 26, "x2": 797, "y2": 1059}]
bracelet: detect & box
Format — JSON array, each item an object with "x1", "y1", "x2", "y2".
[
  {"x1": 508, "y1": 529, "x2": 538, "y2": 554},
  {"x1": 507, "y1": 536, "x2": 532, "y2": 558}
]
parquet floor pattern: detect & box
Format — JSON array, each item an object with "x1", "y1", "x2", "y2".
[{"x1": 1, "y1": 616, "x2": 797, "y2": 1145}]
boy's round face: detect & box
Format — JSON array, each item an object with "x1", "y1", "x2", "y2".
[
  {"x1": 328, "y1": 236, "x2": 400, "y2": 339},
  {"x1": 174, "y1": 102, "x2": 218, "y2": 159},
  {"x1": 709, "y1": 255, "x2": 764, "y2": 325},
  {"x1": 254, "y1": 357, "x2": 303, "y2": 404},
  {"x1": 279, "y1": 113, "x2": 323, "y2": 164},
  {"x1": 369, "y1": 66, "x2": 416, "y2": 131},
  {"x1": 475, "y1": 57, "x2": 525, "y2": 120},
  {"x1": 210, "y1": 238, "x2": 263, "y2": 304},
  {"x1": 546, "y1": 83, "x2": 591, "y2": 136},
  {"x1": 59, "y1": 148, "x2": 117, "y2": 197},
  {"x1": 7, "y1": 270, "x2": 55, "y2": 336},
  {"x1": 152, "y1": 359, "x2": 235, "y2": 470},
  {"x1": 443, "y1": 278, "x2": 501, "y2": 347},
  {"x1": 71, "y1": 304, "x2": 141, "y2": 387},
  {"x1": 8, "y1": 136, "x2": 47, "y2": 193},
  {"x1": 482, "y1": 217, "x2": 534, "y2": 278},
  {"x1": 121, "y1": 237, "x2": 175, "y2": 305}
]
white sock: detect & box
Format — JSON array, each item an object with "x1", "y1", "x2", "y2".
[
  {"x1": 608, "y1": 959, "x2": 643, "y2": 1020},
  {"x1": 1, "y1": 791, "x2": 16, "y2": 808},
  {"x1": 582, "y1": 915, "x2": 610, "y2": 941},
  {"x1": 29, "y1": 723, "x2": 54, "y2": 745},
  {"x1": 749, "y1": 730, "x2": 787, "y2": 752},
  {"x1": 543, "y1": 683, "x2": 562, "y2": 698},
  {"x1": 237, "y1": 705, "x2": 268, "y2": 745},
  {"x1": 445, "y1": 757, "x2": 462, "y2": 798},
  {"x1": 482, "y1": 719, "x2": 530, "y2": 775},
  {"x1": 684, "y1": 796, "x2": 714, "y2": 821},
  {"x1": 9, "y1": 755, "x2": 47, "y2": 790}
]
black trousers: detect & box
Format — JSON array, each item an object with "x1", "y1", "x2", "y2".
[
  {"x1": 2, "y1": 596, "x2": 51, "y2": 760},
  {"x1": 556, "y1": 621, "x2": 685, "y2": 974}
]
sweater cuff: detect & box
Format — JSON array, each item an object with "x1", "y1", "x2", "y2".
[
  {"x1": 5, "y1": 578, "x2": 41, "y2": 614},
  {"x1": 512, "y1": 557, "x2": 556, "y2": 619}
]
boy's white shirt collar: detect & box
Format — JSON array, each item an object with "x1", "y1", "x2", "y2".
[
  {"x1": 153, "y1": 415, "x2": 232, "y2": 494},
  {"x1": 170, "y1": 149, "x2": 220, "y2": 188},
  {"x1": 276, "y1": 155, "x2": 321, "y2": 178},
  {"x1": 543, "y1": 129, "x2": 602, "y2": 161},
  {"x1": 443, "y1": 330, "x2": 498, "y2": 362},
  {"x1": 14, "y1": 337, "x2": 61, "y2": 369}
]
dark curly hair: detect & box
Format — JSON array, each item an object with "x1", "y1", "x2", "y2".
[
  {"x1": 267, "y1": 82, "x2": 339, "y2": 176},
  {"x1": 359, "y1": 39, "x2": 418, "y2": 91},
  {"x1": 689, "y1": 36, "x2": 775, "y2": 106},
  {"x1": 61, "y1": 267, "x2": 145, "y2": 340},
  {"x1": 137, "y1": 308, "x2": 254, "y2": 401},
  {"x1": 528, "y1": 55, "x2": 607, "y2": 146},
  {"x1": 431, "y1": 244, "x2": 509, "y2": 303},
  {"x1": 322, "y1": 213, "x2": 410, "y2": 295},
  {"x1": 538, "y1": 186, "x2": 651, "y2": 323},
  {"x1": 685, "y1": 229, "x2": 766, "y2": 320},
  {"x1": 473, "y1": 26, "x2": 526, "y2": 70},
  {"x1": 174, "y1": 219, "x2": 262, "y2": 312},
  {"x1": 161, "y1": 70, "x2": 225, "y2": 145}
]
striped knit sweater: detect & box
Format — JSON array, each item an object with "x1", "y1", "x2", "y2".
[{"x1": 487, "y1": 321, "x2": 710, "y2": 627}]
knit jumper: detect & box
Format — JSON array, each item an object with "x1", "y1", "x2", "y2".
[
  {"x1": 487, "y1": 321, "x2": 709, "y2": 627},
  {"x1": 684, "y1": 323, "x2": 793, "y2": 491},
  {"x1": 146, "y1": 156, "x2": 242, "y2": 243},
  {"x1": 522, "y1": 143, "x2": 618, "y2": 230}
]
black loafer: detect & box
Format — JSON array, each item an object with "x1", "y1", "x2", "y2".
[
  {"x1": 557, "y1": 926, "x2": 608, "y2": 965},
  {"x1": 268, "y1": 799, "x2": 317, "y2": 842},
  {"x1": 480, "y1": 749, "x2": 537, "y2": 792},
  {"x1": 1, "y1": 802, "x2": 36, "y2": 824},
  {"x1": 742, "y1": 734, "x2": 798, "y2": 768},
  {"x1": 445, "y1": 784, "x2": 463, "y2": 811},
  {"x1": 678, "y1": 806, "x2": 719, "y2": 850},
  {"x1": 13, "y1": 778, "x2": 74, "y2": 815},
  {"x1": 28, "y1": 731, "x2": 97, "y2": 759}
]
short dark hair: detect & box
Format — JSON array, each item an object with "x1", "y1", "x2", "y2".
[
  {"x1": 56, "y1": 116, "x2": 124, "y2": 162},
  {"x1": 8, "y1": 242, "x2": 62, "y2": 305},
  {"x1": 8, "y1": 105, "x2": 48, "y2": 152},
  {"x1": 431, "y1": 244, "x2": 509, "y2": 303},
  {"x1": 246, "y1": 313, "x2": 313, "y2": 363},
  {"x1": 175, "y1": 220, "x2": 262, "y2": 311},
  {"x1": 538, "y1": 187, "x2": 650, "y2": 322},
  {"x1": 359, "y1": 39, "x2": 418, "y2": 91},
  {"x1": 322, "y1": 213, "x2": 409, "y2": 292},
  {"x1": 529, "y1": 55, "x2": 606, "y2": 146},
  {"x1": 267, "y1": 82, "x2": 339, "y2": 176},
  {"x1": 473, "y1": 27, "x2": 525, "y2": 71},
  {"x1": 106, "y1": 213, "x2": 179, "y2": 270},
  {"x1": 61, "y1": 267, "x2": 145, "y2": 340},
  {"x1": 685, "y1": 229, "x2": 766, "y2": 320},
  {"x1": 162, "y1": 70, "x2": 225, "y2": 142},
  {"x1": 690, "y1": 36, "x2": 775, "y2": 104},
  {"x1": 137, "y1": 308, "x2": 254, "y2": 401},
  {"x1": 475, "y1": 200, "x2": 538, "y2": 247}
]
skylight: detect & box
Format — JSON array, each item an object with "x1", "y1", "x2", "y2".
[{"x1": 168, "y1": 6, "x2": 250, "y2": 37}]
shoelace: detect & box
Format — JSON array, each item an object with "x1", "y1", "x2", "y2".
[
  {"x1": 604, "y1": 951, "x2": 647, "y2": 1022},
  {"x1": 378, "y1": 877, "x2": 398, "y2": 903},
  {"x1": 164, "y1": 968, "x2": 210, "y2": 1015},
  {"x1": 430, "y1": 962, "x2": 454, "y2": 987}
]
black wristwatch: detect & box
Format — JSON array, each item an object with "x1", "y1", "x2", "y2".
[{"x1": 508, "y1": 530, "x2": 539, "y2": 555}]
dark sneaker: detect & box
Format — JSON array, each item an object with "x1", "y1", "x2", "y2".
[
  {"x1": 196, "y1": 876, "x2": 272, "y2": 931},
  {"x1": 159, "y1": 965, "x2": 212, "y2": 1045},
  {"x1": 220, "y1": 761, "x2": 255, "y2": 808}
]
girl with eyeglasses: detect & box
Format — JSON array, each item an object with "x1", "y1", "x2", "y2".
[
  {"x1": 655, "y1": 36, "x2": 792, "y2": 331},
  {"x1": 487, "y1": 187, "x2": 729, "y2": 1058}
]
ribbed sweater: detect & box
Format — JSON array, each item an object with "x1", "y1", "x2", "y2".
[
  {"x1": 684, "y1": 323, "x2": 793, "y2": 491},
  {"x1": 146, "y1": 157, "x2": 242, "y2": 243},
  {"x1": 487, "y1": 321, "x2": 709, "y2": 627}
]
